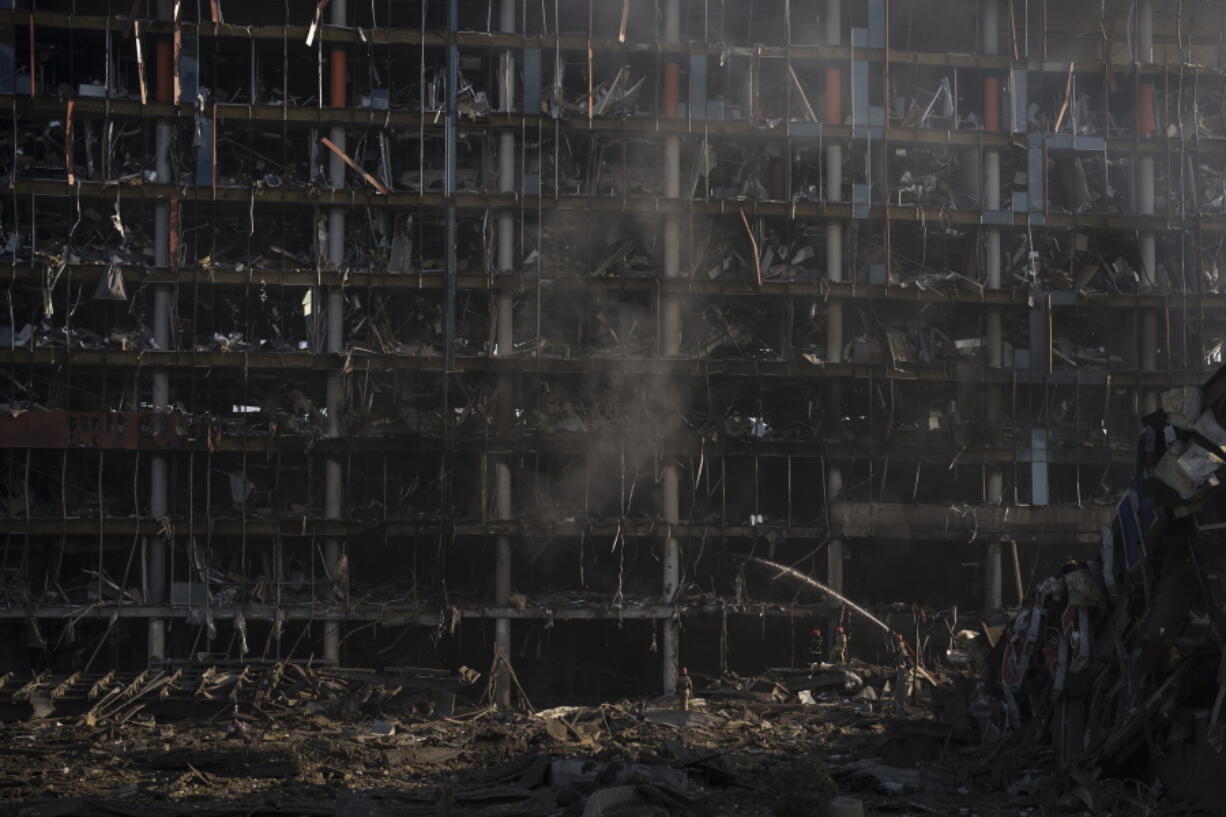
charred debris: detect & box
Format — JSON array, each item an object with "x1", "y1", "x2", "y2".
[
  {"x1": 0, "y1": 0, "x2": 1224, "y2": 813},
  {"x1": 974, "y1": 369, "x2": 1226, "y2": 814}
]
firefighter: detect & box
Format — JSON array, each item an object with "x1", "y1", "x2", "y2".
[
  {"x1": 833, "y1": 625, "x2": 849, "y2": 663},
  {"x1": 891, "y1": 632, "x2": 911, "y2": 713},
  {"x1": 676, "y1": 666, "x2": 694, "y2": 711},
  {"x1": 807, "y1": 627, "x2": 825, "y2": 672}
]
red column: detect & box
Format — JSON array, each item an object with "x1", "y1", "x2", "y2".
[
  {"x1": 984, "y1": 76, "x2": 1000, "y2": 131},
  {"x1": 665, "y1": 62, "x2": 679, "y2": 117},
  {"x1": 330, "y1": 49, "x2": 347, "y2": 108},
  {"x1": 825, "y1": 69, "x2": 842, "y2": 123},
  {"x1": 156, "y1": 41, "x2": 172, "y2": 103},
  {"x1": 1138, "y1": 82, "x2": 1155, "y2": 136}
]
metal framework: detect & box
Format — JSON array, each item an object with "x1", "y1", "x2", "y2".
[{"x1": 0, "y1": 0, "x2": 1220, "y2": 696}]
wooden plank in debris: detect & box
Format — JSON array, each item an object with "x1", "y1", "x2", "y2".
[
  {"x1": 788, "y1": 66, "x2": 817, "y2": 123},
  {"x1": 160, "y1": 668, "x2": 183, "y2": 699},
  {"x1": 88, "y1": 670, "x2": 116, "y2": 699},
  {"x1": 306, "y1": 0, "x2": 331, "y2": 47},
  {"x1": 122, "y1": 670, "x2": 149, "y2": 699},
  {"x1": 739, "y1": 209, "x2": 762, "y2": 288},
  {"x1": 211, "y1": 101, "x2": 218, "y2": 187},
  {"x1": 1053, "y1": 62, "x2": 1075, "y2": 134},
  {"x1": 320, "y1": 137, "x2": 389, "y2": 194},
  {"x1": 134, "y1": 20, "x2": 147, "y2": 104},
  {"x1": 64, "y1": 100, "x2": 75, "y2": 185},
  {"x1": 173, "y1": 0, "x2": 181, "y2": 103},
  {"x1": 52, "y1": 672, "x2": 81, "y2": 700}
]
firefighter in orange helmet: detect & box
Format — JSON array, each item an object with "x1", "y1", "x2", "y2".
[{"x1": 807, "y1": 627, "x2": 825, "y2": 673}]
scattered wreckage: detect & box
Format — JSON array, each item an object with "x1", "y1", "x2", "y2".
[
  {"x1": 972, "y1": 368, "x2": 1226, "y2": 814},
  {"x1": 0, "y1": 657, "x2": 941, "y2": 817}
]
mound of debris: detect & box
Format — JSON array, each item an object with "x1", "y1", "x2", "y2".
[
  {"x1": 975, "y1": 368, "x2": 1226, "y2": 814},
  {"x1": 0, "y1": 657, "x2": 1008, "y2": 817}
]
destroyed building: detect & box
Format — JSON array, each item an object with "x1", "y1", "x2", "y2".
[
  {"x1": 0, "y1": 0, "x2": 1222, "y2": 712},
  {"x1": 978, "y1": 368, "x2": 1226, "y2": 814}
]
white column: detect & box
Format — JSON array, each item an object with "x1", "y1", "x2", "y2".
[
  {"x1": 1141, "y1": 311, "x2": 1159, "y2": 414},
  {"x1": 148, "y1": 32, "x2": 174, "y2": 663},
  {"x1": 824, "y1": 0, "x2": 840, "y2": 46},
  {"x1": 1137, "y1": 0, "x2": 1159, "y2": 415},
  {"x1": 323, "y1": 0, "x2": 348, "y2": 665},
  {"x1": 824, "y1": 0, "x2": 844, "y2": 603},
  {"x1": 985, "y1": 542, "x2": 1003, "y2": 609},
  {"x1": 493, "y1": 0, "x2": 516, "y2": 710},
  {"x1": 660, "y1": 0, "x2": 683, "y2": 696},
  {"x1": 1137, "y1": 0, "x2": 1153, "y2": 63},
  {"x1": 982, "y1": 0, "x2": 1004, "y2": 611}
]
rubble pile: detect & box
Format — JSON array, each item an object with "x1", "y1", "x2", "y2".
[
  {"x1": 0, "y1": 663, "x2": 873, "y2": 816},
  {"x1": 977, "y1": 369, "x2": 1226, "y2": 814},
  {"x1": 0, "y1": 658, "x2": 1045, "y2": 817},
  {"x1": 6, "y1": 615, "x2": 1225, "y2": 815}
]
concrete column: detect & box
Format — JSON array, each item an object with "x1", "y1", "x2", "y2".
[
  {"x1": 825, "y1": 145, "x2": 843, "y2": 201},
  {"x1": 661, "y1": 453, "x2": 680, "y2": 689},
  {"x1": 1137, "y1": 0, "x2": 1153, "y2": 63},
  {"x1": 659, "y1": 0, "x2": 682, "y2": 697},
  {"x1": 662, "y1": 0, "x2": 682, "y2": 357},
  {"x1": 1140, "y1": 313, "x2": 1158, "y2": 372},
  {"x1": 1136, "y1": 2, "x2": 1155, "y2": 259},
  {"x1": 826, "y1": 465, "x2": 843, "y2": 594},
  {"x1": 322, "y1": 0, "x2": 347, "y2": 665},
  {"x1": 982, "y1": 0, "x2": 998, "y2": 55},
  {"x1": 824, "y1": 0, "x2": 840, "y2": 45},
  {"x1": 493, "y1": 0, "x2": 516, "y2": 711},
  {"x1": 1136, "y1": 0, "x2": 1155, "y2": 162},
  {"x1": 823, "y1": 0, "x2": 843, "y2": 207},
  {"x1": 662, "y1": 133, "x2": 681, "y2": 357},
  {"x1": 824, "y1": 0, "x2": 845, "y2": 605},
  {"x1": 1136, "y1": 0, "x2": 1159, "y2": 415},
  {"x1": 982, "y1": 0, "x2": 1005, "y2": 611},
  {"x1": 148, "y1": 7, "x2": 174, "y2": 665},
  {"x1": 985, "y1": 541, "x2": 1003, "y2": 609},
  {"x1": 1139, "y1": 159, "x2": 1156, "y2": 292},
  {"x1": 1141, "y1": 311, "x2": 1159, "y2": 414}
]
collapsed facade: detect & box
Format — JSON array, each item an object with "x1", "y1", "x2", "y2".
[
  {"x1": 0, "y1": 0, "x2": 1220, "y2": 704},
  {"x1": 980, "y1": 369, "x2": 1226, "y2": 813}
]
